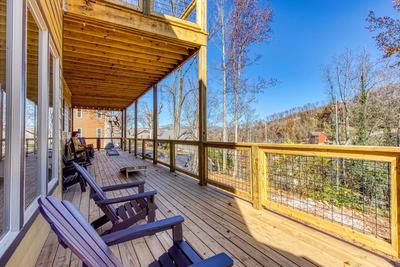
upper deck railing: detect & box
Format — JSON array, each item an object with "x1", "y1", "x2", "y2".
[{"x1": 106, "y1": 0, "x2": 197, "y2": 22}]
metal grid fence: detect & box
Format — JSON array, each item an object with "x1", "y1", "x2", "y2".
[
  {"x1": 157, "y1": 141, "x2": 170, "y2": 165},
  {"x1": 207, "y1": 147, "x2": 251, "y2": 195},
  {"x1": 144, "y1": 140, "x2": 154, "y2": 159},
  {"x1": 175, "y1": 144, "x2": 198, "y2": 175},
  {"x1": 266, "y1": 153, "x2": 391, "y2": 242},
  {"x1": 153, "y1": 0, "x2": 193, "y2": 18}
]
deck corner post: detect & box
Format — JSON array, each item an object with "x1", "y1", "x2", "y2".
[
  {"x1": 251, "y1": 145, "x2": 263, "y2": 210},
  {"x1": 128, "y1": 139, "x2": 131, "y2": 153},
  {"x1": 197, "y1": 0, "x2": 207, "y2": 186},
  {"x1": 392, "y1": 156, "x2": 400, "y2": 257}
]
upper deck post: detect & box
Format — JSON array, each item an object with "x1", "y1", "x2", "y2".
[
  {"x1": 153, "y1": 84, "x2": 158, "y2": 164},
  {"x1": 197, "y1": 0, "x2": 207, "y2": 186}
]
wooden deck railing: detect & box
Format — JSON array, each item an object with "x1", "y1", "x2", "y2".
[
  {"x1": 105, "y1": 0, "x2": 196, "y2": 22},
  {"x1": 82, "y1": 136, "x2": 400, "y2": 257}
]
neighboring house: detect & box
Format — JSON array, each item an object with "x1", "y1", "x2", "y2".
[
  {"x1": 309, "y1": 131, "x2": 328, "y2": 145},
  {"x1": 73, "y1": 109, "x2": 106, "y2": 147},
  {"x1": 73, "y1": 109, "x2": 123, "y2": 148}
]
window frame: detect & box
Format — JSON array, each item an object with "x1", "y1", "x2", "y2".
[
  {"x1": 96, "y1": 128, "x2": 102, "y2": 138},
  {"x1": 47, "y1": 37, "x2": 60, "y2": 191},
  {"x1": 23, "y1": 0, "x2": 49, "y2": 224},
  {"x1": 76, "y1": 109, "x2": 82, "y2": 118},
  {"x1": 76, "y1": 128, "x2": 83, "y2": 136},
  {"x1": 0, "y1": 0, "x2": 62, "y2": 260}
]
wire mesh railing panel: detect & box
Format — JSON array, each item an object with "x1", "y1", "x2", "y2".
[
  {"x1": 153, "y1": 0, "x2": 194, "y2": 19},
  {"x1": 266, "y1": 153, "x2": 391, "y2": 242},
  {"x1": 175, "y1": 144, "x2": 198, "y2": 176},
  {"x1": 207, "y1": 147, "x2": 251, "y2": 196},
  {"x1": 157, "y1": 141, "x2": 170, "y2": 165},
  {"x1": 111, "y1": 0, "x2": 139, "y2": 7},
  {"x1": 144, "y1": 140, "x2": 154, "y2": 159},
  {"x1": 136, "y1": 140, "x2": 143, "y2": 156}
]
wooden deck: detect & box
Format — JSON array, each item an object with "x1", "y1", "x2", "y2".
[{"x1": 35, "y1": 151, "x2": 398, "y2": 267}]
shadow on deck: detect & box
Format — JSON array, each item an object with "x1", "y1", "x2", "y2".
[{"x1": 35, "y1": 151, "x2": 398, "y2": 267}]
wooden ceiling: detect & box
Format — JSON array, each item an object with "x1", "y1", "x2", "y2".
[{"x1": 63, "y1": 0, "x2": 207, "y2": 110}]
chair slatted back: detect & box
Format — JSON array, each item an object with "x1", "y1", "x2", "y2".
[
  {"x1": 38, "y1": 196, "x2": 123, "y2": 267},
  {"x1": 72, "y1": 162, "x2": 119, "y2": 222}
]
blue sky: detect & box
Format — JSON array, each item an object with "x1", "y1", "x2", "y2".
[
  {"x1": 208, "y1": 0, "x2": 398, "y2": 119},
  {"x1": 137, "y1": 0, "x2": 398, "y2": 127}
]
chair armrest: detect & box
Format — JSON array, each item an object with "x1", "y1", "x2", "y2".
[
  {"x1": 189, "y1": 253, "x2": 233, "y2": 267},
  {"x1": 101, "y1": 180, "x2": 145, "y2": 192},
  {"x1": 96, "y1": 191, "x2": 157, "y2": 205},
  {"x1": 102, "y1": 215, "x2": 184, "y2": 246}
]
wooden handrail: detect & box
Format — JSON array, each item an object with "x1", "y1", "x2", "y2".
[{"x1": 179, "y1": 0, "x2": 196, "y2": 20}]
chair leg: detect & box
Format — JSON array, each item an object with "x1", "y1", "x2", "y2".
[
  {"x1": 91, "y1": 214, "x2": 110, "y2": 229},
  {"x1": 79, "y1": 177, "x2": 86, "y2": 192},
  {"x1": 147, "y1": 207, "x2": 156, "y2": 223}
]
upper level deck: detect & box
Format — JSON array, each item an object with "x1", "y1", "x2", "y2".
[{"x1": 63, "y1": 0, "x2": 207, "y2": 109}]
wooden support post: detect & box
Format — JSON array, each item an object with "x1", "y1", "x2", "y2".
[
  {"x1": 142, "y1": 0, "x2": 153, "y2": 16},
  {"x1": 96, "y1": 137, "x2": 100, "y2": 151},
  {"x1": 134, "y1": 101, "x2": 138, "y2": 157},
  {"x1": 71, "y1": 107, "x2": 74, "y2": 133},
  {"x1": 123, "y1": 108, "x2": 127, "y2": 151},
  {"x1": 170, "y1": 141, "x2": 176, "y2": 172},
  {"x1": 128, "y1": 139, "x2": 132, "y2": 154},
  {"x1": 251, "y1": 145, "x2": 264, "y2": 210},
  {"x1": 197, "y1": 0, "x2": 207, "y2": 186},
  {"x1": 153, "y1": 85, "x2": 158, "y2": 164},
  {"x1": 393, "y1": 156, "x2": 400, "y2": 257},
  {"x1": 142, "y1": 140, "x2": 146, "y2": 159}
]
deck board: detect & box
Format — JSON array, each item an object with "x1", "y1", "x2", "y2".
[{"x1": 36, "y1": 151, "x2": 398, "y2": 267}]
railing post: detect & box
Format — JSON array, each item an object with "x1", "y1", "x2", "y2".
[
  {"x1": 170, "y1": 141, "x2": 175, "y2": 172},
  {"x1": 153, "y1": 84, "x2": 158, "y2": 164},
  {"x1": 251, "y1": 145, "x2": 264, "y2": 210},
  {"x1": 134, "y1": 101, "x2": 138, "y2": 157},
  {"x1": 128, "y1": 139, "x2": 131, "y2": 154},
  {"x1": 142, "y1": 0, "x2": 153, "y2": 16},
  {"x1": 394, "y1": 156, "x2": 400, "y2": 257},
  {"x1": 142, "y1": 140, "x2": 145, "y2": 159},
  {"x1": 96, "y1": 137, "x2": 100, "y2": 151}
]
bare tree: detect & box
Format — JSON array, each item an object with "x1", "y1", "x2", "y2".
[
  {"x1": 367, "y1": 0, "x2": 400, "y2": 66},
  {"x1": 227, "y1": 0, "x2": 273, "y2": 144}
]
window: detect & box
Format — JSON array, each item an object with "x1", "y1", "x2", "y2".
[
  {"x1": 96, "y1": 111, "x2": 101, "y2": 119},
  {"x1": 76, "y1": 109, "x2": 82, "y2": 118},
  {"x1": 24, "y1": 9, "x2": 40, "y2": 208},
  {"x1": 0, "y1": 0, "x2": 8, "y2": 238},
  {"x1": 76, "y1": 128, "x2": 83, "y2": 136},
  {"x1": 96, "y1": 128, "x2": 102, "y2": 138}
]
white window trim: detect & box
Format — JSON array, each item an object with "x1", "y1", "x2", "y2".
[
  {"x1": 76, "y1": 109, "x2": 82, "y2": 118},
  {"x1": 76, "y1": 128, "x2": 83, "y2": 136},
  {"x1": 3, "y1": 0, "x2": 25, "y2": 244},
  {"x1": 24, "y1": 0, "x2": 49, "y2": 224},
  {"x1": 48, "y1": 37, "x2": 60, "y2": 188},
  {"x1": 96, "y1": 128, "x2": 102, "y2": 138}
]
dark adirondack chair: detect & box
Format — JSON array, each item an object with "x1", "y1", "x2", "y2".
[
  {"x1": 73, "y1": 162, "x2": 157, "y2": 234},
  {"x1": 38, "y1": 196, "x2": 233, "y2": 267},
  {"x1": 62, "y1": 155, "x2": 89, "y2": 192},
  {"x1": 79, "y1": 137, "x2": 95, "y2": 158},
  {"x1": 105, "y1": 142, "x2": 120, "y2": 156},
  {"x1": 68, "y1": 139, "x2": 91, "y2": 165}
]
